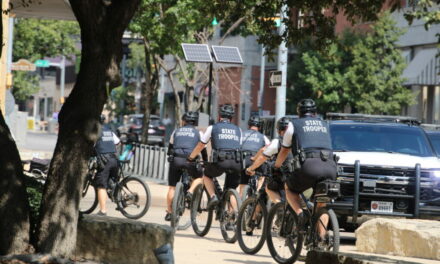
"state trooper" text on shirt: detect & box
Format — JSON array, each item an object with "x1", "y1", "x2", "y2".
[
  {"x1": 175, "y1": 127, "x2": 195, "y2": 137},
  {"x1": 218, "y1": 128, "x2": 240, "y2": 141},
  {"x1": 302, "y1": 120, "x2": 328, "y2": 133}
]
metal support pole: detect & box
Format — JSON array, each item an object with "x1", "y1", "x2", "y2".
[
  {"x1": 60, "y1": 55, "x2": 65, "y2": 105},
  {"x1": 414, "y1": 163, "x2": 421, "y2": 218},
  {"x1": 258, "y1": 45, "x2": 266, "y2": 115},
  {"x1": 6, "y1": 17, "x2": 14, "y2": 73},
  {"x1": 208, "y1": 63, "x2": 213, "y2": 118},
  {"x1": 275, "y1": 4, "x2": 288, "y2": 125},
  {"x1": 353, "y1": 160, "x2": 360, "y2": 223}
]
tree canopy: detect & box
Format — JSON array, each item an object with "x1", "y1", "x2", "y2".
[
  {"x1": 288, "y1": 12, "x2": 414, "y2": 115},
  {"x1": 12, "y1": 18, "x2": 79, "y2": 100}
]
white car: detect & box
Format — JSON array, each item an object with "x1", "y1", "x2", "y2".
[{"x1": 329, "y1": 117, "x2": 440, "y2": 229}]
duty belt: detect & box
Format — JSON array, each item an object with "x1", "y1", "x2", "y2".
[{"x1": 303, "y1": 149, "x2": 332, "y2": 159}]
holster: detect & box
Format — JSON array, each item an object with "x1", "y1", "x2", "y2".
[
  {"x1": 235, "y1": 150, "x2": 241, "y2": 163},
  {"x1": 292, "y1": 156, "x2": 302, "y2": 171},
  {"x1": 218, "y1": 151, "x2": 226, "y2": 161},
  {"x1": 320, "y1": 150, "x2": 331, "y2": 161}
]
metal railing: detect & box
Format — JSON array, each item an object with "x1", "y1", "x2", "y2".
[{"x1": 122, "y1": 143, "x2": 169, "y2": 182}]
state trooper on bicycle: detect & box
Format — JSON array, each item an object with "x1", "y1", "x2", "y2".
[
  {"x1": 274, "y1": 99, "x2": 337, "y2": 236},
  {"x1": 239, "y1": 115, "x2": 270, "y2": 198},
  {"x1": 188, "y1": 104, "x2": 242, "y2": 209},
  {"x1": 165, "y1": 111, "x2": 205, "y2": 221},
  {"x1": 94, "y1": 114, "x2": 120, "y2": 216},
  {"x1": 246, "y1": 117, "x2": 293, "y2": 204}
]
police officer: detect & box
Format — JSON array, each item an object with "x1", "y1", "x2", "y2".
[
  {"x1": 239, "y1": 115, "x2": 270, "y2": 198},
  {"x1": 274, "y1": 99, "x2": 337, "y2": 228},
  {"x1": 188, "y1": 104, "x2": 242, "y2": 208},
  {"x1": 94, "y1": 115, "x2": 120, "y2": 216},
  {"x1": 246, "y1": 117, "x2": 293, "y2": 204},
  {"x1": 165, "y1": 111, "x2": 204, "y2": 221}
]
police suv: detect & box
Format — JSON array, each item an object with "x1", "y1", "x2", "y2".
[{"x1": 327, "y1": 113, "x2": 440, "y2": 229}]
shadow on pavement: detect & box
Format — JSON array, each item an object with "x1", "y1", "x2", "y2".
[
  {"x1": 342, "y1": 252, "x2": 426, "y2": 264},
  {"x1": 174, "y1": 232, "x2": 226, "y2": 244},
  {"x1": 214, "y1": 250, "x2": 273, "y2": 259},
  {"x1": 223, "y1": 259, "x2": 273, "y2": 264},
  {"x1": 340, "y1": 235, "x2": 356, "y2": 245}
]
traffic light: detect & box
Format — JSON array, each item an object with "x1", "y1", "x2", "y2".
[{"x1": 212, "y1": 17, "x2": 218, "y2": 26}]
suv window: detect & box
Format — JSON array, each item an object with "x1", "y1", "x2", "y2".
[
  {"x1": 330, "y1": 124, "x2": 434, "y2": 157},
  {"x1": 427, "y1": 133, "x2": 440, "y2": 156}
]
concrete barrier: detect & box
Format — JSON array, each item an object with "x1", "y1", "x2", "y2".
[
  {"x1": 75, "y1": 215, "x2": 174, "y2": 264},
  {"x1": 356, "y1": 218, "x2": 440, "y2": 261}
]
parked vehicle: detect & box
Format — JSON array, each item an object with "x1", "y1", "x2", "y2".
[
  {"x1": 327, "y1": 113, "x2": 440, "y2": 230},
  {"x1": 118, "y1": 114, "x2": 166, "y2": 146}
]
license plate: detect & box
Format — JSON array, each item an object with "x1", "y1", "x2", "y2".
[{"x1": 371, "y1": 201, "x2": 393, "y2": 213}]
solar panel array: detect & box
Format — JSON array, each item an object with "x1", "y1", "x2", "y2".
[
  {"x1": 212, "y1": 46, "x2": 243, "y2": 64},
  {"x1": 181, "y1": 44, "x2": 213, "y2": 63}
]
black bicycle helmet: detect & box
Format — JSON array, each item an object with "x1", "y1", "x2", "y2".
[
  {"x1": 277, "y1": 117, "x2": 291, "y2": 131},
  {"x1": 219, "y1": 104, "x2": 235, "y2": 119},
  {"x1": 297, "y1": 99, "x2": 317, "y2": 117},
  {"x1": 182, "y1": 111, "x2": 199, "y2": 126},
  {"x1": 248, "y1": 115, "x2": 262, "y2": 128}
]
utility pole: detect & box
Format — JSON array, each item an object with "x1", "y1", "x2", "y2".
[
  {"x1": 258, "y1": 45, "x2": 266, "y2": 115},
  {"x1": 275, "y1": 4, "x2": 288, "y2": 126},
  {"x1": 60, "y1": 55, "x2": 65, "y2": 104}
]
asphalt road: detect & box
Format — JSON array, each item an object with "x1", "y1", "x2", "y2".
[
  {"x1": 18, "y1": 131, "x2": 440, "y2": 264},
  {"x1": 18, "y1": 131, "x2": 58, "y2": 152},
  {"x1": 88, "y1": 180, "x2": 439, "y2": 264}
]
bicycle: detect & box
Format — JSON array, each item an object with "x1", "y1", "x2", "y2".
[
  {"x1": 171, "y1": 168, "x2": 195, "y2": 231},
  {"x1": 236, "y1": 178, "x2": 269, "y2": 254},
  {"x1": 240, "y1": 173, "x2": 258, "y2": 202},
  {"x1": 79, "y1": 157, "x2": 151, "y2": 219},
  {"x1": 190, "y1": 167, "x2": 242, "y2": 243},
  {"x1": 265, "y1": 180, "x2": 341, "y2": 264}
]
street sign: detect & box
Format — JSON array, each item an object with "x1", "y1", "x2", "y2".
[
  {"x1": 11, "y1": 59, "x2": 36, "y2": 71},
  {"x1": 35, "y1": 59, "x2": 50, "y2": 67},
  {"x1": 269, "y1": 70, "x2": 282, "y2": 87}
]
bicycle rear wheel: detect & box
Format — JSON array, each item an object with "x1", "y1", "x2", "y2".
[
  {"x1": 191, "y1": 184, "x2": 213, "y2": 237},
  {"x1": 236, "y1": 197, "x2": 267, "y2": 254},
  {"x1": 116, "y1": 176, "x2": 151, "y2": 219},
  {"x1": 265, "y1": 202, "x2": 303, "y2": 264},
  {"x1": 171, "y1": 182, "x2": 191, "y2": 230},
  {"x1": 79, "y1": 176, "x2": 98, "y2": 214},
  {"x1": 312, "y1": 208, "x2": 340, "y2": 253},
  {"x1": 220, "y1": 189, "x2": 242, "y2": 243}
]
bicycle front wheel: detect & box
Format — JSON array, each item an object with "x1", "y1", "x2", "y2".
[
  {"x1": 116, "y1": 176, "x2": 151, "y2": 219},
  {"x1": 312, "y1": 208, "x2": 340, "y2": 253},
  {"x1": 220, "y1": 189, "x2": 242, "y2": 243},
  {"x1": 79, "y1": 176, "x2": 98, "y2": 214},
  {"x1": 191, "y1": 184, "x2": 213, "y2": 237},
  {"x1": 265, "y1": 202, "x2": 303, "y2": 264},
  {"x1": 236, "y1": 196, "x2": 267, "y2": 254}
]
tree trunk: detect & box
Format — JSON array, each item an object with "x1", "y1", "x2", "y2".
[
  {"x1": 0, "y1": 109, "x2": 31, "y2": 254},
  {"x1": 167, "y1": 71, "x2": 182, "y2": 127},
  {"x1": 140, "y1": 39, "x2": 157, "y2": 145},
  {"x1": 0, "y1": 3, "x2": 31, "y2": 254},
  {"x1": 36, "y1": 0, "x2": 140, "y2": 257}
]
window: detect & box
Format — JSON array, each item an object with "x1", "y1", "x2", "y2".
[{"x1": 330, "y1": 124, "x2": 434, "y2": 157}]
